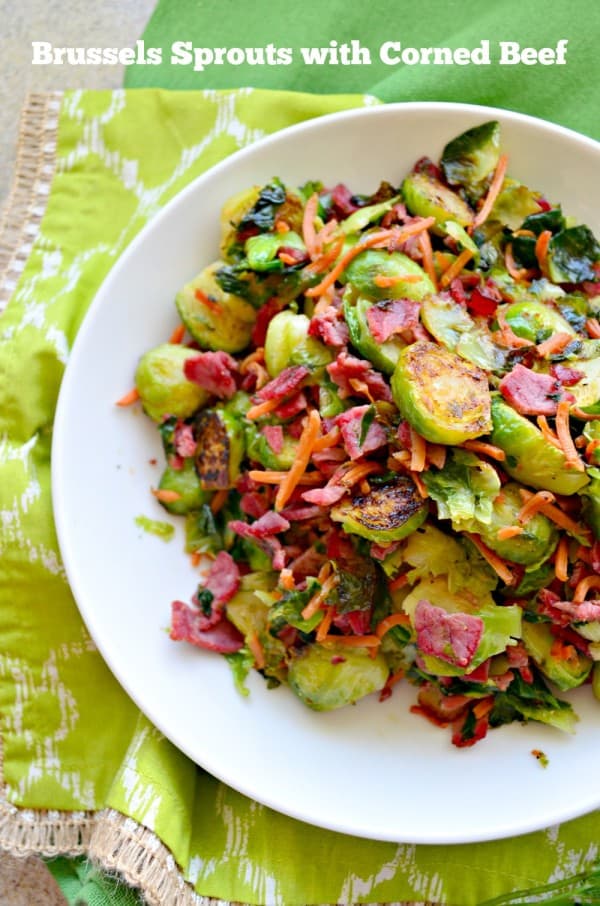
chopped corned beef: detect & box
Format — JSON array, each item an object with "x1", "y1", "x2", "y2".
[
  {"x1": 330, "y1": 183, "x2": 360, "y2": 217},
  {"x1": 174, "y1": 422, "x2": 197, "y2": 458},
  {"x1": 170, "y1": 600, "x2": 244, "y2": 653},
  {"x1": 274, "y1": 391, "x2": 307, "y2": 420},
  {"x1": 333, "y1": 609, "x2": 372, "y2": 636},
  {"x1": 184, "y1": 350, "x2": 238, "y2": 399},
  {"x1": 551, "y1": 598, "x2": 600, "y2": 622},
  {"x1": 327, "y1": 350, "x2": 392, "y2": 402},
  {"x1": 301, "y1": 484, "x2": 348, "y2": 506},
  {"x1": 335, "y1": 404, "x2": 388, "y2": 460},
  {"x1": 550, "y1": 363, "x2": 585, "y2": 386},
  {"x1": 261, "y1": 424, "x2": 284, "y2": 454},
  {"x1": 279, "y1": 504, "x2": 324, "y2": 521},
  {"x1": 228, "y1": 510, "x2": 290, "y2": 540},
  {"x1": 240, "y1": 492, "x2": 269, "y2": 519},
  {"x1": 499, "y1": 363, "x2": 563, "y2": 416},
  {"x1": 251, "y1": 297, "x2": 283, "y2": 346},
  {"x1": 365, "y1": 299, "x2": 420, "y2": 343},
  {"x1": 257, "y1": 365, "x2": 310, "y2": 402},
  {"x1": 308, "y1": 307, "x2": 350, "y2": 347},
  {"x1": 192, "y1": 550, "x2": 241, "y2": 629},
  {"x1": 415, "y1": 600, "x2": 484, "y2": 669}
]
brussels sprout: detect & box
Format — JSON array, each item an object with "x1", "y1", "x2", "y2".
[
  {"x1": 220, "y1": 186, "x2": 261, "y2": 260},
  {"x1": 568, "y1": 356, "x2": 600, "y2": 409},
  {"x1": 391, "y1": 341, "x2": 492, "y2": 444},
  {"x1": 442, "y1": 220, "x2": 480, "y2": 260},
  {"x1": 490, "y1": 396, "x2": 589, "y2": 495},
  {"x1": 319, "y1": 373, "x2": 348, "y2": 418},
  {"x1": 244, "y1": 230, "x2": 306, "y2": 272},
  {"x1": 489, "y1": 180, "x2": 542, "y2": 231},
  {"x1": 339, "y1": 195, "x2": 401, "y2": 234},
  {"x1": 441, "y1": 121, "x2": 500, "y2": 201},
  {"x1": 521, "y1": 207, "x2": 565, "y2": 236},
  {"x1": 157, "y1": 459, "x2": 209, "y2": 515},
  {"x1": 342, "y1": 248, "x2": 434, "y2": 301},
  {"x1": 331, "y1": 476, "x2": 427, "y2": 544},
  {"x1": 264, "y1": 310, "x2": 333, "y2": 378},
  {"x1": 421, "y1": 294, "x2": 505, "y2": 372},
  {"x1": 476, "y1": 482, "x2": 558, "y2": 567},
  {"x1": 175, "y1": 261, "x2": 256, "y2": 353},
  {"x1": 343, "y1": 291, "x2": 406, "y2": 375},
  {"x1": 135, "y1": 343, "x2": 210, "y2": 422},
  {"x1": 547, "y1": 226, "x2": 600, "y2": 284},
  {"x1": 288, "y1": 642, "x2": 389, "y2": 711},
  {"x1": 522, "y1": 621, "x2": 592, "y2": 691},
  {"x1": 245, "y1": 422, "x2": 299, "y2": 470},
  {"x1": 195, "y1": 407, "x2": 245, "y2": 489},
  {"x1": 580, "y1": 473, "x2": 600, "y2": 539},
  {"x1": 402, "y1": 171, "x2": 474, "y2": 233},
  {"x1": 593, "y1": 663, "x2": 600, "y2": 702},
  {"x1": 503, "y1": 300, "x2": 576, "y2": 344}
]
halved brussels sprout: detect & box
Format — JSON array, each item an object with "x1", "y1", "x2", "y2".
[
  {"x1": 477, "y1": 482, "x2": 558, "y2": 567},
  {"x1": 402, "y1": 172, "x2": 474, "y2": 233},
  {"x1": 288, "y1": 642, "x2": 389, "y2": 711},
  {"x1": 244, "y1": 230, "x2": 306, "y2": 272},
  {"x1": 339, "y1": 195, "x2": 401, "y2": 234},
  {"x1": 343, "y1": 291, "x2": 406, "y2": 375},
  {"x1": 342, "y1": 248, "x2": 434, "y2": 301},
  {"x1": 490, "y1": 396, "x2": 589, "y2": 495},
  {"x1": 441, "y1": 121, "x2": 500, "y2": 201},
  {"x1": 503, "y1": 300, "x2": 576, "y2": 344},
  {"x1": 157, "y1": 459, "x2": 209, "y2": 515},
  {"x1": 245, "y1": 422, "x2": 299, "y2": 470},
  {"x1": 175, "y1": 261, "x2": 256, "y2": 353},
  {"x1": 331, "y1": 475, "x2": 427, "y2": 544},
  {"x1": 264, "y1": 310, "x2": 333, "y2": 378},
  {"x1": 489, "y1": 179, "x2": 542, "y2": 231},
  {"x1": 135, "y1": 343, "x2": 210, "y2": 422},
  {"x1": 391, "y1": 340, "x2": 492, "y2": 444},
  {"x1": 421, "y1": 295, "x2": 505, "y2": 372},
  {"x1": 547, "y1": 226, "x2": 600, "y2": 284},
  {"x1": 569, "y1": 356, "x2": 600, "y2": 409},
  {"x1": 522, "y1": 621, "x2": 592, "y2": 691},
  {"x1": 195, "y1": 407, "x2": 245, "y2": 489}
]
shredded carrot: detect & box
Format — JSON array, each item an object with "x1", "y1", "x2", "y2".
[
  {"x1": 194, "y1": 288, "x2": 221, "y2": 313},
  {"x1": 209, "y1": 488, "x2": 229, "y2": 514},
  {"x1": 389, "y1": 573, "x2": 408, "y2": 592},
  {"x1": 168, "y1": 323, "x2": 186, "y2": 344},
  {"x1": 151, "y1": 488, "x2": 181, "y2": 503},
  {"x1": 248, "y1": 469, "x2": 323, "y2": 486},
  {"x1": 239, "y1": 346, "x2": 265, "y2": 373},
  {"x1": 462, "y1": 440, "x2": 506, "y2": 462},
  {"x1": 497, "y1": 525, "x2": 524, "y2": 540},
  {"x1": 279, "y1": 567, "x2": 295, "y2": 591},
  {"x1": 536, "y1": 416, "x2": 563, "y2": 450},
  {"x1": 426, "y1": 443, "x2": 447, "y2": 470},
  {"x1": 471, "y1": 153, "x2": 509, "y2": 230},
  {"x1": 380, "y1": 668, "x2": 405, "y2": 697},
  {"x1": 279, "y1": 251, "x2": 300, "y2": 266},
  {"x1": 275, "y1": 409, "x2": 322, "y2": 510},
  {"x1": 555, "y1": 398, "x2": 585, "y2": 471},
  {"x1": 301, "y1": 572, "x2": 339, "y2": 620},
  {"x1": 190, "y1": 551, "x2": 202, "y2": 567},
  {"x1": 513, "y1": 229, "x2": 536, "y2": 238},
  {"x1": 245, "y1": 397, "x2": 281, "y2": 420},
  {"x1": 495, "y1": 308, "x2": 534, "y2": 349},
  {"x1": 248, "y1": 632, "x2": 266, "y2": 670},
  {"x1": 312, "y1": 427, "x2": 342, "y2": 452},
  {"x1": 434, "y1": 250, "x2": 453, "y2": 272},
  {"x1": 536, "y1": 332, "x2": 574, "y2": 358},
  {"x1": 550, "y1": 639, "x2": 578, "y2": 663},
  {"x1": 518, "y1": 489, "x2": 556, "y2": 524},
  {"x1": 504, "y1": 243, "x2": 533, "y2": 282},
  {"x1": 306, "y1": 234, "x2": 345, "y2": 275},
  {"x1": 439, "y1": 248, "x2": 474, "y2": 289},
  {"x1": 586, "y1": 318, "x2": 600, "y2": 339},
  {"x1": 586, "y1": 438, "x2": 600, "y2": 462},
  {"x1": 314, "y1": 218, "x2": 339, "y2": 251},
  {"x1": 418, "y1": 230, "x2": 438, "y2": 292},
  {"x1": 473, "y1": 697, "x2": 495, "y2": 720},
  {"x1": 315, "y1": 604, "x2": 335, "y2": 643},
  {"x1": 274, "y1": 218, "x2": 290, "y2": 233},
  {"x1": 305, "y1": 220, "x2": 435, "y2": 299},
  {"x1": 321, "y1": 634, "x2": 381, "y2": 648},
  {"x1": 535, "y1": 230, "x2": 552, "y2": 277},
  {"x1": 116, "y1": 387, "x2": 140, "y2": 407},
  {"x1": 573, "y1": 574, "x2": 600, "y2": 603},
  {"x1": 409, "y1": 427, "x2": 427, "y2": 472},
  {"x1": 412, "y1": 472, "x2": 429, "y2": 499},
  {"x1": 302, "y1": 192, "x2": 320, "y2": 259},
  {"x1": 373, "y1": 273, "x2": 423, "y2": 287},
  {"x1": 571, "y1": 406, "x2": 600, "y2": 421},
  {"x1": 519, "y1": 488, "x2": 590, "y2": 538},
  {"x1": 340, "y1": 460, "x2": 384, "y2": 488},
  {"x1": 465, "y1": 533, "x2": 515, "y2": 585},
  {"x1": 375, "y1": 612, "x2": 411, "y2": 639},
  {"x1": 554, "y1": 536, "x2": 570, "y2": 582}
]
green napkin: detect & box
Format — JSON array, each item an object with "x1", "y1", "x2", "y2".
[
  {"x1": 1, "y1": 88, "x2": 600, "y2": 906},
  {"x1": 125, "y1": 0, "x2": 600, "y2": 141}
]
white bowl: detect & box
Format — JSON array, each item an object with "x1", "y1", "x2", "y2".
[{"x1": 53, "y1": 103, "x2": 600, "y2": 844}]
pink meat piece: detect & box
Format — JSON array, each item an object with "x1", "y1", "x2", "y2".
[
  {"x1": 279, "y1": 504, "x2": 324, "y2": 521},
  {"x1": 228, "y1": 510, "x2": 290, "y2": 540},
  {"x1": 370, "y1": 540, "x2": 401, "y2": 561},
  {"x1": 335, "y1": 404, "x2": 388, "y2": 460},
  {"x1": 192, "y1": 550, "x2": 241, "y2": 629},
  {"x1": 288, "y1": 546, "x2": 327, "y2": 581},
  {"x1": 415, "y1": 600, "x2": 484, "y2": 669},
  {"x1": 174, "y1": 422, "x2": 197, "y2": 458},
  {"x1": 330, "y1": 183, "x2": 360, "y2": 217},
  {"x1": 261, "y1": 424, "x2": 284, "y2": 454},
  {"x1": 308, "y1": 307, "x2": 350, "y2": 347},
  {"x1": 499, "y1": 364, "x2": 563, "y2": 416},
  {"x1": 184, "y1": 350, "x2": 238, "y2": 399},
  {"x1": 301, "y1": 484, "x2": 348, "y2": 506},
  {"x1": 326, "y1": 350, "x2": 392, "y2": 402},
  {"x1": 333, "y1": 609, "x2": 372, "y2": 635},
  {"x1": 274, "y1": 391, "x2": 307, "y2": 420},
  {"x1": 552, "y1": 599, "x2": 600, "y2": 622},
  {"x1": 170, "y1": 600, "x2": 244, "y2": 653},
  {"x1": 365, "y1": 299, "x2": 420, "y2": 343},
  {"x1": 256, "y1": 365, "x2": 310, "y2": 402},
  {"x1": 550, "y1": 364, "x2": 585, "y2": 386},
  {"x1": 240, "y1": 492, "x2": 269, "y2": 519}
]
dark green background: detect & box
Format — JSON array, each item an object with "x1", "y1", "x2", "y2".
[{"x1": 125, "y1": 0, "x2": 599, "y2": 140}]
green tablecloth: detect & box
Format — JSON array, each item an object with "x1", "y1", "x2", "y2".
[{"x1": 1, "y1": 86, "x2": 599, "y2": 906}]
